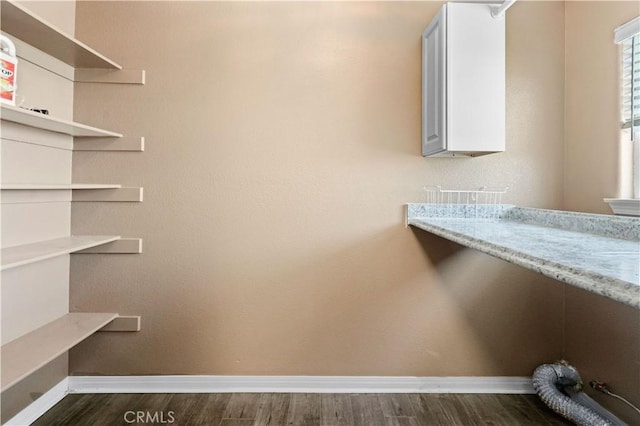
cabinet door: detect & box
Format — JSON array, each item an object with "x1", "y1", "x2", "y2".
[{"x1": 422, "y1": 6, "x2": 447, "y2": 156}]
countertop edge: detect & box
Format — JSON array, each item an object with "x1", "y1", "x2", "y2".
[{"x1": 408, "y1": 219, "x2": 640, "y2": 309}]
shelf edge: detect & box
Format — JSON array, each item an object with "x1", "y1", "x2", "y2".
[
  {"x1": 0, "y1": 313, "x2": 119, "y2": 392},
  {"x1": 1, "y1": 105, "x2": 122, "y2": 138},
  {"x1": 0, "y1": 235, "x2": 121, "y2": 271}
]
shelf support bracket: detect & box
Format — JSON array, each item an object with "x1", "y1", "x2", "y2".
[
  {"x1": 74, "y1": 136, "x2": 144, "y2": 152},
  {"x1": 72, "y1": 187, "x2": 143, "y2": 202},
  {"x1": 99, "y1": 316, "x2": 141, "y2": 332},
  {"x1": 74, "y1": 69, "x2": 145, "y2": 85},
  {"x1": 76, "y1": 238, "x2": 142, "y2": 254}
]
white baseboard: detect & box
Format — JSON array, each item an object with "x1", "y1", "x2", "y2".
[
  {"x1": 67, "y1": 375, "x2": 534, "y2": 395},
  {"x1": 5, "y1": 378, "x2": 69, "y2": 426}
]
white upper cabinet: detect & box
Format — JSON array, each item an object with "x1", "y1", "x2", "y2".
[
  {"x1": 422, "y1": 3, "x2": 505, "y2": 157},
  {"x1": 422, "y1": 6, "x2": 447, "y2": 156}
]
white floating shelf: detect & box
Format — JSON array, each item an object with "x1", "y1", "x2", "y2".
[
  {"x1": 1, "y1": 313, "x2": 118, "y2": 391},
  {"x1": 1, "y1": 184, "x2": 122, "y2": 190},
  {"x1": 1, "y1": 235, "x2": 120, "y2": 271},
  {"x1": 0, "y1": 105, "x2": 122, "y2": 138},
  {"x1": 0, "y1": 0, "x2": 121, "y2": 69}
]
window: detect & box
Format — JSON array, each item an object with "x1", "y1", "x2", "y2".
[
  {"x1": 620, "y1": 30, "x2": 640, "y2": 198},
  {"x1": 609, "y1": 17, "x2": 640, "y2": 215}
]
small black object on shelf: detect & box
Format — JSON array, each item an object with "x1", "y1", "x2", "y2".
[{"x1": 17, "y1": 106, "x2": 50, "y2": 115}]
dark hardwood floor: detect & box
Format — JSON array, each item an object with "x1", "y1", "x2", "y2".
[{"x1": 32, "y1": 393, "x2": 571, "y2": 426}]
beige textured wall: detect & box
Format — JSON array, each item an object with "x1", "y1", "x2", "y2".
[
  {"x1": 69, "y1": 1, "x2": 566, "y2": 377},
  {"x1": 564, "y1": 1, "x2": 639, "y2": 213}
]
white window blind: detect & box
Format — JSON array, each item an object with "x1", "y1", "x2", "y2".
[
  {"x1": 621, "y1": 34, "x2": 640, "y2": 131},
  {"x1": 617, "y1": 17, "x2": 640, "y2": 133}
]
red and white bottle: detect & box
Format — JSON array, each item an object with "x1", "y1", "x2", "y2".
[{"x1": 0, "y1": 35, "x2": 18, "y2": 106}]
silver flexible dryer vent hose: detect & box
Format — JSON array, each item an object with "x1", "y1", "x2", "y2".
[{"x1": 532, "y1": 363, "x2": 627, "y2": 426}]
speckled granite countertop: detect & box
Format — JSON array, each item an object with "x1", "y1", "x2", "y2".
[{"x1": 406, "y1": 204, "x2": 640, "y2": 309}]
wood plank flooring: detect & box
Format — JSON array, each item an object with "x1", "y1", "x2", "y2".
[{"x1": 32, "y1": 393, "x2": 571, "y2": 426}]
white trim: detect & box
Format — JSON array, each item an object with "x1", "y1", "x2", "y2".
[
  {"x1": 604, "y1": 198, "x2": 640, "y2": 216},
  {"x1": 67, "y1": 375, "x2": 535, "y2": 395},
  {"x1": 615, "y1": 16, "x2": 640, "y2": 44},
  {"x1": 4, "y1": 378, "x2": 69, "y2": 426}
]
